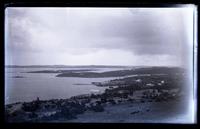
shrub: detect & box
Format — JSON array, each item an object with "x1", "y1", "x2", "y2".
[{"x1": 90, "y1": 104, "x2": 104, "y2": 112}]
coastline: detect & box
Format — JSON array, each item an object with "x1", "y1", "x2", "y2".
[
  {"x1": 5, "y1": 83, "x2": 187, "y2": 123},
  {"x1": 5, "y1": 67, "x2": 190, "y2": 123}
]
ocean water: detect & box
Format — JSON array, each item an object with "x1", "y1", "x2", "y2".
[{"x1": 5, "y1": 67, "x2": 123, "y2": 104}]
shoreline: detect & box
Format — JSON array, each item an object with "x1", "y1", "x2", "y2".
[
  {"x1": 5, "y1": 83, "x2": 187, "y2": 123},
  {"x1": 5, "y1": 67, "x2": 189, "y2": 123},
  {"x1": 5, "y1": 94, "x2": 188, "y2": 123}
]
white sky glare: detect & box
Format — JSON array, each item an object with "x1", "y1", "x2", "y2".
[{"x1": 5, "y1": 7, "x2": 195, "y2": 66}]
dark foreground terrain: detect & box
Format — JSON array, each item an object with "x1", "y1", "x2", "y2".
[{"x1": 5, "y1": 67, "x2": 190, "y2": 123}]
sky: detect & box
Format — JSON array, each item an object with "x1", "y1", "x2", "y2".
[{"x1": 5, "y1": 7, "x2": 195, "y2": 66}]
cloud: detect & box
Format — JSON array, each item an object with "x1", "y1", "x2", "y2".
[{"x1": 5, "y1": 7, "x2": 194, "y2": 66}]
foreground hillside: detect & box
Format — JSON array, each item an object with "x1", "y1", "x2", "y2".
[{"x1": 5, "y1": 67, "x2": 190, "y2": 123}]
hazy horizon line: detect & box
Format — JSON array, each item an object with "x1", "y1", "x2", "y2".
[{"x1": 5, "y1": 64, "x2": 181, "y2": 67}]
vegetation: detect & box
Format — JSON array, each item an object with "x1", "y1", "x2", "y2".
[
  {"x1": 56, "y1": 67, "x2": 185, "y2": 78},
  {"x1": 5, "y1": 67, "x2": 187, "y2": 122}
]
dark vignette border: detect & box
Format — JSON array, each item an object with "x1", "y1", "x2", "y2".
[{"x1": 1, "y1": 0, "x2": 199, "y2": 129}]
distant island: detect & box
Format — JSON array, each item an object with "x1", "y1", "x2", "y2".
[
  {"x1": 5, "y1": 66, "x2": 188, "y2": 122},
  {"x1": 26, "y1": 69, "x2": 96, "y2": 73},
  {"x1": 12, "y1": 76, "x2": 25, "y2": 78},
  {"x1": 5, "y1": 65, "x2": 134, "y2": 68},
  {"x1": 56, "y1": 67, "x2": 185, "y2": 78}
]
